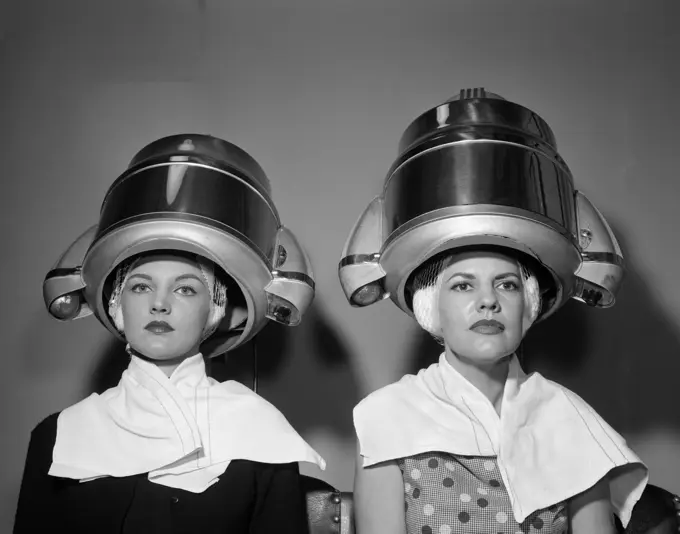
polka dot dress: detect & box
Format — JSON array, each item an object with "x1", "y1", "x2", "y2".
[{"x1": 398, "y1": 453, "x2": 567, "y2": 534}]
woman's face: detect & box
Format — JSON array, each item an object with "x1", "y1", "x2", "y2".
[
  {"x1": 438, "y1": 251, "x2": 533, "y2": 365},
  {"x1": 120, "y1": 255, "x2": 212, "y2": 362}
]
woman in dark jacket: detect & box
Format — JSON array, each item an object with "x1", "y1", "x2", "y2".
[{"x1": 15, "y1": 134, "x2": 324, "y2": 533}]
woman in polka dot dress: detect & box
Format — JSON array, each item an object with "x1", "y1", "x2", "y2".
[
  {"x1": 352, "y1": 250, "x2": 647, "y2": 534},
  {"x1": 338, "y1": 91, "x2": 648, "y2": 534}
]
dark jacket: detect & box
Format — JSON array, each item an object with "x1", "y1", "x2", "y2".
[{"x1": 14, "y1": 413, "x2": 309, "y2": 533}]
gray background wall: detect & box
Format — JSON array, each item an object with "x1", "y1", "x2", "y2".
[{"x1": 1, "y1": 0, "x2": 679, "y2": 530}]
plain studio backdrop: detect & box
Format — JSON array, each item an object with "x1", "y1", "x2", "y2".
[{"x1": 1, "y1": 0, "x2": 678, "y2": 529}]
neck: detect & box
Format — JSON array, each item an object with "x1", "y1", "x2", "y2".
[
  {"x1": 444, "y1": 346, "x2": 511, "y2": 415},
  {"x1": 154, "y1": 358, "x2": 190, "y2": 378},
  {"x1": 127, "y1": 346, "x2": 201, "y2": 378}
]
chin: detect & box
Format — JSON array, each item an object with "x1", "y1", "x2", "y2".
[
  {"x1": 463, "y1": 350, "x2": 510, "y2": 364},
  {"x1": 145, "y1": 349, "x2": 187, "y2": 361},
  {"x1": 133, "y1": 345, "x2": 184, "y2": 361},
  {"x1": 451, "y1": 339, "x2": 519, "y2": 364},
  {"x1": 475, "y1": 336, "x2": 520, "y2": 356},
  {"x1": 129, "y1": 334, "x2": 193, "y2": 362}
]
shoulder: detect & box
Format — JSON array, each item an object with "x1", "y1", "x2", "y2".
[
  {"x1": 23, "y1": 412, "x2": 61, "y2": 470},
  {"x1": 212, "y1": 380, "x2": 291, "y2": 422},
  {"x1": 526, "y1": 372, "x2": 602, "y2": 415},
  {"x1": 550, "y1": 380, "x2": 600, "y2": 413},
  {"x1": 519, "y1": 368, "x2": 586, "y2": 405},
  {"x1": 213, "y1": 378, "x2": 259, "y2": 395},
  {"x1": 211, "y1": 381, "x2": 298, "y2": 436},
  {"x1": 353, "y1": 374, "x2": 441, "y2": 465},
  {"x1": 354, "y1": 374, "x2": 421, "y2": 420},
  {"x1": 209, "y1": 381, "x2": 325, "y2": 468},
  {"x1": 519, "y1": 371, "x2": 624, "y2": 437},
  {"x1": 29, "y1": 412, "x2": 60, "y2": 446}
]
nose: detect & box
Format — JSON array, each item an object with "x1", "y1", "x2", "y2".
[
  {"x1": 151, "y1": 291, "x2": 171, "y2": 315},
  {"x1": 476, "y1": 287, "x2": 501, "y2": 314}
]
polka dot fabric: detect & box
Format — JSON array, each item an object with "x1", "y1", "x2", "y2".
[{"x1": 398, "y1": 453, "x2": 567, "y2": 534}]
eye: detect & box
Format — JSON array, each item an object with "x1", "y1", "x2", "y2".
[
  {"x1": 129, "y1": 283, "x2": 151, "y2": 293},
  {"x1": 451, "y1": 282, "x2": 472, "y2": 292},
  {"x1": 498, "y1": 280, "x2": 520, "y2": 291},
  {"x1": 175, "y1": 285, "x2": 197, "y2": 296}
]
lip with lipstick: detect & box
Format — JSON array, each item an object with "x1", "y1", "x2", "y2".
[
  {"x1": 469, "y1": 319, "x2": 505, "y2": 335},
  {"x1": 144, "y1": 320, "x2": 175, "y2": 334}
]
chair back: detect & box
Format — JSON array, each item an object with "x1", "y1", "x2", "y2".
[{"x1": 302, "y1": 475, "x2": 354, "y2": 534}]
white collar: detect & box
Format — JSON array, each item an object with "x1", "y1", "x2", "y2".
[
  {"x1": 354, "y1": 354, "x2": 647, "y2": 526},
  {"x1": 50, "y1": 351, "x2": 325, "y2": 492}
]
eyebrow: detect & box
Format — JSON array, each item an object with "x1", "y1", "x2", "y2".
[
  {"x1": 175, "y1": 274, "x2": 205, "y2": 284},
  {"x1": 127, "y1": 273, "x2": 205, "y2": 284},
  {"x1": 445, "y1": 271, "x2": 520, "y2": 282},
  {"x1": 128, "y1": 273, "x2": 152, "y2": 281},
  {"x1": 494, "y1": 272, "x2": 521, "y2": 280},
  {"x1": 445, "y1": 272, "x2": 476, "y2": 282}
]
